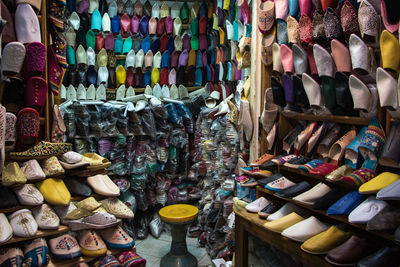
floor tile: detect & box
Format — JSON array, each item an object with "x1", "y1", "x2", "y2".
[{"x1": 136, "y1": 238, "x2": 170, "y2": 258}]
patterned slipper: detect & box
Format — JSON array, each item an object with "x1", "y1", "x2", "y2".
[
  {"x1": 340, "y1": 168, "x2": 376, "y2": 186},
  {"x1": 250, "y1": 153, "x2": 274, "y2": 167},
  {"x1": 5, "y1": 112, "x2": 16, "y2": 152},
  {"x1": 10, "y1": 141, "x2": 72, "y2": 161},
  {"x1": 16, "y1": 108, "x2": 40, "y2": 151},
  {"x1": 298, "y1": 159, "x2": 324, "y2": 173},
  {"x1": 309, "y1": 162, "x2": 338, "y2": 176}
]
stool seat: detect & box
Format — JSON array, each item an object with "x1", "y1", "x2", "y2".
[{"x1": 159, "y1": 204, "x2": 199, "y2": 223}]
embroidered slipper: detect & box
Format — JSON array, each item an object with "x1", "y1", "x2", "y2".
[
  {"x1": 344, "y1": 126, "x2": 367, "y2": 169},
  {"x1": 51, "y1": 105, "x2": 66, "y2": 143},
  {"x1": 309, "y1": 162, "x2": 338, "y2": 176},
  {"x1": 10, "y1": 141, "x2": 72, "y2": 161},
  {"x1": 265, "y1": 176, "x2": 296, "y2": 192},
  {"x1": 340, "y1": 168, "x2": 376, "y2": 186},
  {"x1": 240, "y1": 177, "x2": 258, "y2": 187},
  {"x1": 5, "y1": 112, "x2": 17, "y2": 152},
  {"x1": 258, "y1": 0, "x2": 275, "y2": 34},
  {"x1": 326, "y1": 165, "x2": 354, "y2": 181},
  {"x1": 15, "y1": 108, "x2": 40, "y2": 151},
  {"x1": 358, "y1": 118, "x2": 386, "y2": 161},
  {"x1": 297, "y1": 159, "x2": 324, "y2": 173},
  {"x1": 284, "y1": 155, "x2": 311, "y2": 168},
  {"x1": 271, "y1": 154, "x2": 297, "y2": 165}
]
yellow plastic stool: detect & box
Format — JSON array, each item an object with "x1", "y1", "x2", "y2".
[{"x1": 159, "y1": 204, "x2": 199, "y2": 267}]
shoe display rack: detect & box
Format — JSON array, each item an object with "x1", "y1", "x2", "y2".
[{"x1": 0, "y1": 149, "x2": 144, "y2": 266}]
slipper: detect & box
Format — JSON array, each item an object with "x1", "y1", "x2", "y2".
[
  {"x1": 266, "y1": 122, "x2": 278, "y2": 153},
  {"x1": 307, "y1": 122, "x2": 327, "y2": 158},
  {"x1": 284, "y1": 155, "x2": 311, "y2": 168},
  {"x1": 260, "y1": 88, "x2": 278, "y2": 133},
  {"x1": 340, "y1": 168, "x2": 376, "y2": 186},
  {"x1": 240, "y1": 177, "x2": 258, "y2": 188},
  {"x1": 10, "y1": 141, "x2": 73, "y2": 160},
  {"x1": 51, "y1": 105, "x2": 66, "y2": 143},
  {"x1": 250, "y1": 153, "x2": 275, "y2": 167},
  {"x1": 5, "y1": 112, "x2": 16, "y2": 153},
  {"x1": 271, "y1": 154, "x2": 297, "y2": 165},
  {"x1": 316, "y1": 124, "x2": 341, "y2": 159},
  {"x1": 235, "y1": 175, "x2": 250, "y2": 183},
  {"x1": 326, "y1": 165, "x2": 354, "y2": 182},
  {"x1": 327, "y1": 129, "x2": 357, "y2": 164},
  {"x1": 294, "y1": 121, "x2": 317, "y2": 155},
  {"x1": 344, "y1": 126, "x2": 367, "y2": 169},
  {"x1": 358, "y1": 117, "x2": 386, "y2": 161},
  {"x1": 309, "y1": 163, "x2": 338, "y2": 176},
  {"x1": 16, "y1": 108, "x2": 40, "y2": 151},
  {"x1": 282, "y1": 125, "x2": 304, "y2": 154},
  {"x1": 258, "y1": 0, "x2": 275, "y2": 34},
  {"x1": 265, "y1": 176, "x2": 296, "y2": 192},
  {"x1": 297, "y1": 159, "x2": 324, "y2": 173}
]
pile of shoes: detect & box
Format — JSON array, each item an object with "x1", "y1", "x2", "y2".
[
  {"x1": 187, "y1": 108, "x2": 240, "y2": 259},
  {"x1": 260, "y1": 0, "x2": 400, "y2": 134},
  {"x1": 48, "y1": 0, "x2": 251, "y2": 103}
]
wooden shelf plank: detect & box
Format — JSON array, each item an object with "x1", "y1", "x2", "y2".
[
  {"x1": 1, "y1": 226, "x2": 70, "y2": 246},
  {"x1": 256, "y1": 186, "x2": 396, "y2": 243},
  {"x1": 282, "y1": 113, "x2": 370, "y2": 125},
  {"x1": 235, "y1": 210, "x2": 335, "y2": 267}
]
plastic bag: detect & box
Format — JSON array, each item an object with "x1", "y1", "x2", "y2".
[{"x1": 140, "y1": 107, "x2": 157, "y2": 140}]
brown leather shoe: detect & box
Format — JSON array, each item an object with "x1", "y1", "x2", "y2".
[{"x1": 325, "y1": 235, "x2": 370, "y2": 266}]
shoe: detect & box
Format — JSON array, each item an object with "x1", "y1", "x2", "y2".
[
  {"x1": 32, "y1": 204, "x2": 60, "y2": 230},
  {"x1": 327, "y1": 190, "x2": 365, "y2": 215},
  {"x1": 0, "y1": 248, "x2": 24, "y2": 266},
  {"x1": 377, "y1": 180, "x2": 400, "y2": 200},
  {"x1": 264, "y1": 212, "x2": 304, "y2": 233},
  {"x1": 282, "y1": 216, "x2": 329, "y2": 242},
  {"x1": 49, "y1": 234, "x2": 81, "y2": 260},
  {"x1": 326, "y1": 165, "x2": 354, "y2": 181},
  {"x1": 301, "y1": 226, "x2": 350, "y2": 254},
  {"x1": 245, "y1": 197, "x2": 270, "y2": 213},
  {"x1": 100, "y1": 225, "x2": 135, "y2": 249},
  {"x1": 358, "y1": 246, "x2": 400, "y2": 267},
  {"x1": 359, "y1": 172, "x2": 400, "y2": 194},
  {"x1": 366, "y1": 211, "x2": 400, "y2": 231},
  {"x1": 325, "y1": 235, "x2": 370, "y2": 266},
  {"x1": 267, "y1": 202, "x2": 304, "y2": 221},
  {"x1": 10, "y1": 141, "x2": 72, "y2": 160},
  {"x1": 36, "y1": 178, "x2": 71, "y2": 206},
  {"x1": 100, "y1": 198, "x2": 134, "y2": 219},
  {"x1": 276, "y1": 181, "x2": 312, "y2": 198},
  {"x1": 340, "y1": 167, "x2": 376, "y2": 186},
  {"x1": 79, "y1": 230, "x2": 107, "y2": 257},
  {"x1": 13, "y1": 184, "x2": 43, "y2": 206},
  {"x1": 8, "y1": 209, "x2": 38, "y2": 237},
  {"x1": 0, "y1": 213, "x2": 12, "y2": 244},
  {"x1": 358, "y1": 0, "x2": 379, "y2": 44},
  {"x1": 348, "y1": 196, "x2": 388, "y2": 224},
  {"x1": 265, "y1": 176, "x2": 296, "y2": 192},
  {"x1": 87, "y1": 174, "x2": 120, "y2": 197},
  {"x1": 24, "y1": 238, "x2": 50, "y2": 267},
  {"x1": 258, "y1": 202, "x2": 282, "y2": 219}
]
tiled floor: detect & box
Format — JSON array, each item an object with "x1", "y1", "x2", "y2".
[{"x1": 135, "y1": 232, "x2": 212, "y2": 267}]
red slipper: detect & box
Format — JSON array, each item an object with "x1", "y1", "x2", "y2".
[
  {"x1": 16, "y1": 108, "x2": 40, "y2": 151},
  {"x1": 309, "y1": 162, "x2": 338, "y2": 175}
]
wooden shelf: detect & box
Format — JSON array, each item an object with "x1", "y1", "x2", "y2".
[
  {"x1": 256, "y1": 186, "x2": 396, "y2": 243},
  {"x1": 235, "y1": 210, "x2": 334, "y2": 267},
  {"x1": 282, "y1": 113, "x2": 370, "y2": 126},
  {"x1": 278, "y1": 165, "x2": 357, "y2": 190},
  {"x1": 73, "y1": 85, "x2": 202, "y2": 94},
  {"x1": 1, "y1": 226, "x2": 70, "y2": 246},
  {"x1": 0, "y1": 205, "x2": 37, "y2": 214}
]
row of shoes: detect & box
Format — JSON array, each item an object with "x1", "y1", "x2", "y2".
[
  {"x1": 0, "y1": 228, "x2": 141, "y2": 266},
  {"x1": 261, "y1": 0, "x2": 388, "y2": 47},
  {"x1": 237, "y1": 196, "x2": 400, "y2": 266},
  {"x1": 0, "y1": 195, "x2": 134, "y2": 242}
]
